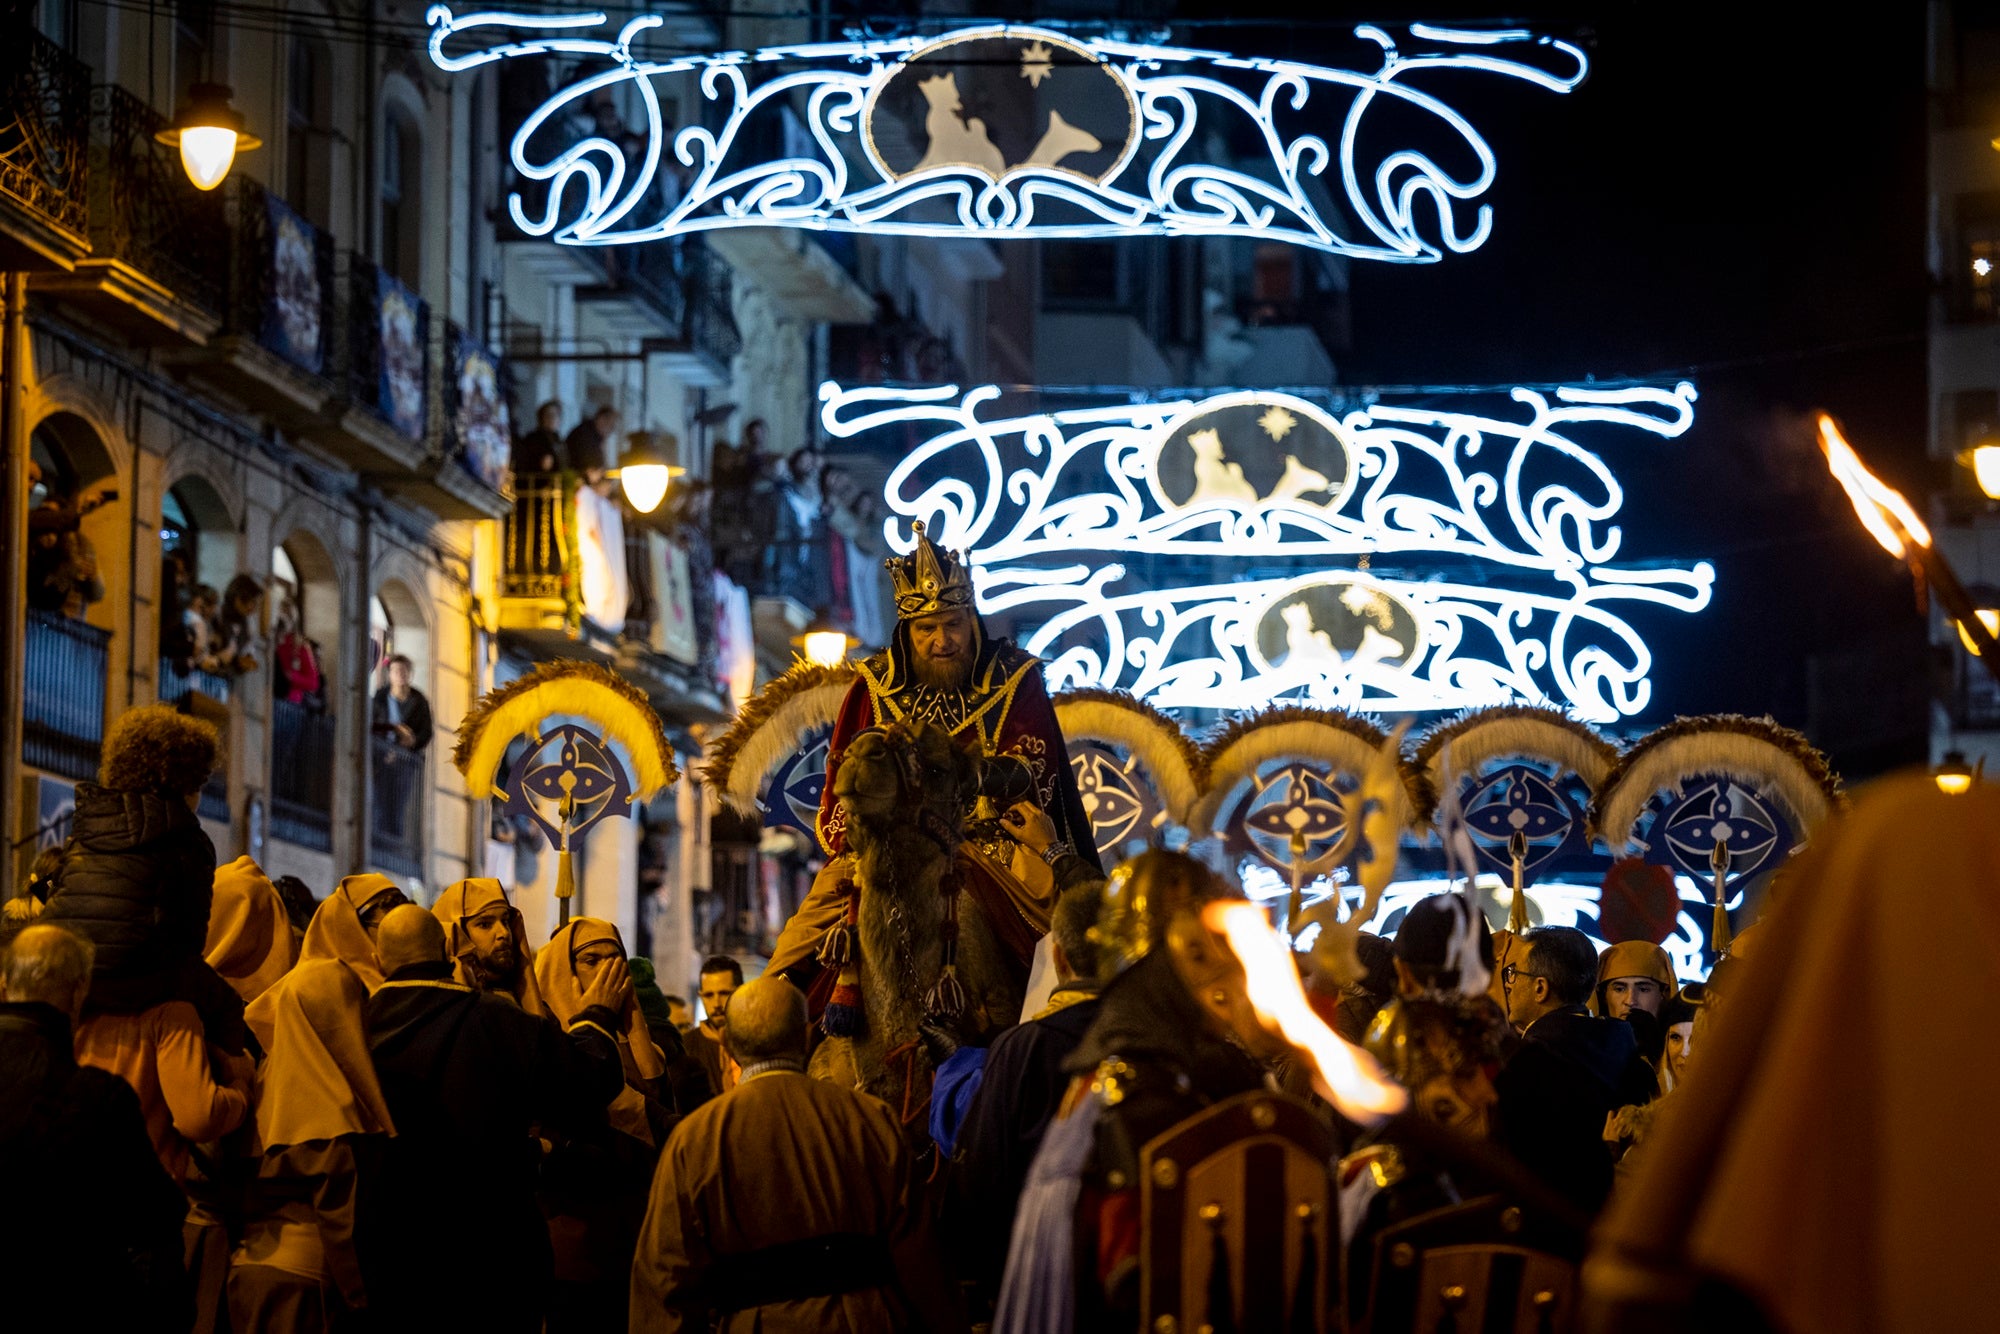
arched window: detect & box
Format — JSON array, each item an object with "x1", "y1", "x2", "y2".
[
  {"x1": 380, "y1": 106, "x2": 423, "y2": 288},
  {"x1": 369, "y1": 580, "x2": 431, "y2": 879},
  {"x1": 269, "y1": 536, "x2": 340, "y2": 852},
  {"x1": 22, "y1": 413, "x2": 117, "y2": 781},
  {"x1": 159, "y1": 477, "x2": 237, "y2": 698}
]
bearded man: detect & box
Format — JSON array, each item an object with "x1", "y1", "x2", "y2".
[
  {"x1": 432, "y1": 878, "x2": 548, "y2": 1014},
  {"x1": 770, "y1": 524, "x2": 1099, "y2": 992}
]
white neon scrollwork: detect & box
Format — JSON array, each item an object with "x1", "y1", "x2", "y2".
[
  {"x1": 821, "y1": 381, "x2": 1714, "y2": 724},
  {"x1": 426, "y1": 11, "x2": 1585, "y2": 259}
]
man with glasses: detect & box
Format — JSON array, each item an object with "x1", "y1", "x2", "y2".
[{"x1": 1494, "y1": 927, "x2": 1656, "y2": 1213}]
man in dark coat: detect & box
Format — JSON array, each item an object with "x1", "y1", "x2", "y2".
[
  {"x1": 0, "y1": 924, "x2": 190, "y2": 1331},
  {"x1": 363, "y1": 906, "x2": 628, "y2": 1333},
  {"x1": 1495, "y1": 925, "x2": 1658, "y2": 1214},
  {"x1": 565, "y1": 403, "x2": 620, "y2": 482},
  {"x1": 946, "y1": 879, "x2": 1104, "y2": 1308}
]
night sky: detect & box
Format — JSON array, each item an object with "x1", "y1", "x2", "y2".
[{"x1": 1194, "y1": 3, "x2": 1931, "y2": 774}]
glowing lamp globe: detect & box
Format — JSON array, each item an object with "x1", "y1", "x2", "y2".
[
  {"x1": 154, "y1": 84, "x2": 260, "y2": 191},
  {"x1": 794, "y1": 611, "x2": 855, "y2": 667},
  {"x1": 615, "y1": 432, "x2": 682, "y2": 514},
  {"x1": 1936, "y1": 751, "x2": 1976, "y2": 797},
  {"x1": 1974, "y1": 443, "x2": 2000, "y2": 501}
]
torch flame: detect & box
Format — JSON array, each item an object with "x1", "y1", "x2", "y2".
[
  {"x1": 1204, "y1": 900, "x2": 1409, "y2": 1125},
  {"x1": 1818, "y1": 413, "x2": 1931, "y2": 558}
]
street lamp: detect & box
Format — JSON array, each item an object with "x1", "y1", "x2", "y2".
[
  {"x1": 1971, "y1": 441, "x2": 2000, "y2": 501},
  {"x1": 155, "y1": 83, "x2": 261, "y2": 191},
  {"x1": 615, "y1": 431, "x2": 682, "y2": 514},
  {"x1": 793, "y1": 610, "x2": 855, "y2": 667}
]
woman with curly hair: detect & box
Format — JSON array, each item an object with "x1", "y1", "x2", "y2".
[{"x1": 41, "y1": 705, "x2": 249, "y2": 1051}]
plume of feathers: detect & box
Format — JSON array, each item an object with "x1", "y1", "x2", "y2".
[
  {"x1": 1589, "y1": 714, "x2": 1844, "y2": 851},
  {"x1": 1052, "y1": 688, "x2": 1206, "y2": 825},
  {"x1": 702, "y1": 662, "x2": 858, "y2": 816},
  {"x1": 454, "y1": 659, "x2": 679, "y2": 801},
  {"x1": 1189, "y1": 706, "x2": 1427, "y2": 840},
  {"x1": 1413, "y1": 705, "x2": 1619, "y2": 822}
]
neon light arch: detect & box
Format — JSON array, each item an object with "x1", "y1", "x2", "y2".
[
  {"x1": 820, "y1": 381, "x2": 1714, "y2": 724},
  {"x1": 426, "y1": 11, "x2": 1587, "y2": 258}
]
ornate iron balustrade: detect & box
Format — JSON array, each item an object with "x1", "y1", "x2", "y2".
[
  {"x1": 23, "y1": 609, "x2": 110, "y2": 781},
  {"x1": 87, "y1": 85, "x2": 225, "y2": 313},
  {"x1": 0, "y1": 30, "x2": 90, "y2": 243},
  {"x1": 503, "y1": 472, "x2": 577, "y2": 604},
  {"x1": 225, "y1": 176, "x2": 336, "y2": 375},
  {"x1": 270, "y1": 697, "x2": 336, "y2": 851},
  {"x1": 369, "y1": 734, "x2": 425, "y2": 876}
]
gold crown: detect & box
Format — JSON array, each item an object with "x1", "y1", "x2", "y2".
[{"x1": 888, "y1": 520, "x2": 975, "y2": 620}]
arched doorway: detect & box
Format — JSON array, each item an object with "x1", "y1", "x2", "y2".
[
  {"x1": 368, "y1": 579, "x2": 431, "y2": 879},
  {"x1": 268, "y1": 534, "x2": 341, "y2": 852},
  {"x1": 22, "y1": 412, "x2": 118, "y2": 782}
]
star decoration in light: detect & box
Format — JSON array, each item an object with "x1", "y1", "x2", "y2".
[
  {"x1": 1259, "y1": 404, "x2": 1299, "y2": 441},
  {"x1": 1020, "y1": 41, "x2": 1054, "y2": 88}
]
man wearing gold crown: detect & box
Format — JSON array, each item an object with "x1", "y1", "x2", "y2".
[{"x1": 766, "y1": 523, "x2": 1101, "y2": 989}]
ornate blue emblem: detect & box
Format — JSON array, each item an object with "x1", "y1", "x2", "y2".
[
  {"x1": 1647, "y1": 777, "x2": 1789, "y2": 883},
  {"x1": 1226, "y1": 762, "x2": 1351, "y2": 875},
  {"x1": 1459, "y1": 764, "x2": 1588, "y2": 879},
  {"x1": 503, "y1": 724, "x2": 635, "y2": 844},
  {"x1": 760, "y1": 723, "x2": 834, "y2": 839},
  {"x1": 1069, "y1": 742, "x2": 1162, "y2": 860}
]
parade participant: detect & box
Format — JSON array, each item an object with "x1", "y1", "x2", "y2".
[
  {"x1": 994, "y1": 852, "x2": 1275, "y2": 1334},
  {"x1": 946, "y1": 879, "x2": 1106, "y2": 1309},
  {"x1": 770, "y1": 524, "x2": 1099, "y2": 991},
  {"x1": 683, "y1": 954, "x2": 740, "y2": 1097},
  {"x1": 292, "y1": 873, "x2": 407, "y2": 1010},
  {"x1": 41, "y1": 704, "x2": 246, "y2": 1051},
  {"x1": 629, "y1": 976, "x2": 967, "y2": 1334},
  {"x1": 1496, "y1": 926, "x2": 1656, "y2": 1213},
  {"x1": 538, "y1": 918, "x2": 680, "y2": 1332},
  {"x1": 203, "y1": 855, "x2": 297, "y2": 1007},
  {"x1": 1585, "y1": 775, "x2": 2000, "y2": 1334},
  {"x1": 229, "y1": 958, "x2": 395, "y2": 1331},
  {"x1": 1656, "y1": 994, "x2": 1696, "y2": 1093},
  {"x1": 0, "y1": 924, "x2": 191, "y2": 1330},
  {"x1": 431, "y1": 876, "x2": 547, "y2": 1014},
  {"x1": 815, "y1": 523, "x2": 1097, "y2": 874},
  {"x1": 364, "y1": 905, "x2": 625, "y2": 1333},
  {"x1": 1593, "y1": 939, "x2": 1678, "y2": 1020}
]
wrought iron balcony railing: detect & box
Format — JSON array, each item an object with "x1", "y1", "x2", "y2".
[
  {"x1": 0, "y1": 30, "x2": 90, "y2": 245},
  {"x1": 23, "y1": 608, "x2": 110, "y2": 782},
  {"x1": 270, "y1": 697, "x2": 336, "y2": 851},
  {"x1": 369, "y1": 734, "x2": 425, "y2": 877},
  {"x1": 85, "y1": 85, "x2": 226, "y2": 313}
]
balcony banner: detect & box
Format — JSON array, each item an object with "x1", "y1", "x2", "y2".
[
  {"x1": 712, "y1": 571, "x2": 754, "y2": 707},
  {"x1": 451, "y1": 332, "x2": 513, "y2": 492},
  {"x1": 428, "y1": 12, "x2": 1584, "y2": 258},
  {"x1": 264, "y1": 192, "x2": 324, "y2": 374},
  {"x1": 650, "y1": 533, "x2": 699, "y2": 665},
  {"x1": 378, "y1": 270, "x2": 428, "y2": 440},
  {"x1": 573, "y1": 485, "x2": 629, "y2": 629}
]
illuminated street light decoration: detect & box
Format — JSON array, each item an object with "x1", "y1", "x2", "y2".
[
  {"x1": 828, "y1": 381, "x2": 1714, "y2": 722},
  {"x1": 426, "y1": 12, "x2": 1585, "y2": 258}
]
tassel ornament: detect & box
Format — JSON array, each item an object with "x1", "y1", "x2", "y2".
[
  {"x1": 925, "y1": 874, "x2": 968, "y2": 1022},
  {"x1": 821, "y1": 881, "x2": 864, "y2": 1037}
]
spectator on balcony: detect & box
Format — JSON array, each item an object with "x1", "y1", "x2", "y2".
[
  {"x1": 185, "y1": 584, "x2": 223, "y2": 673},
  {"x1": 160, "y1": 550, "x2": 196, "y2": 666},
  {"x1": 371, "y1": 654, "x2": 433, "y2": 754},
  {"x1": 213, "y1": 574, "x2": 265, "y2": 677},
  {"x1": 515, "y1": 398, "x2": 566, "y2": 476},
  {"x1": 566, "y1": 403, "x2": 621, "y2": 488},
  {"x1": 26, "y1": 463, "x2": 106, "y2": 619},
  {"x1": 767, "y1": 447, "x2": 827, "y2": 605},
  {"x1": 823, "y1": 466, "x2": 889, "y2": 647},
  {"x1": 40, "y1": 704, "x2": 249, "y2": 1056},
  {"x1": 273, "y1": 598, "x2": 323, "y2": 706}
]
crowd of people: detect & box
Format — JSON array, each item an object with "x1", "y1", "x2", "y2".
[{"x1": 2, "y1": 696, "x2": 1988, "y2": 1331}]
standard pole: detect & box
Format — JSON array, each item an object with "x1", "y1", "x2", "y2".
[{"x1": 0, "y1": 273, "x2": 29, "y2": 880}]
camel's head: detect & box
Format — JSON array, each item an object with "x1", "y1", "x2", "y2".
[{"x1": 834, "y1": 719, "x2": 981, "y2": 852}]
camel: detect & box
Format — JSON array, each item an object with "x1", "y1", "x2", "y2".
[{"x1": 807, "y1": 720, "x2": 1025, "y2": 1139}]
